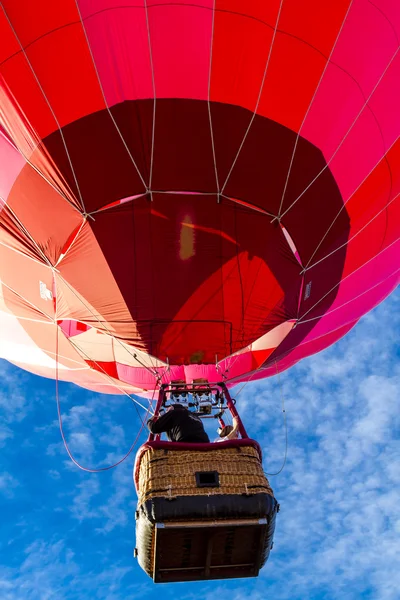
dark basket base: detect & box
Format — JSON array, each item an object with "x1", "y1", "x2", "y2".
[
  {"x1": 141, "y1": 491, "x2": 277, "y2": 523},
  {"x1": 135, "y1": 493, "x2": 278, "y2": 582}
]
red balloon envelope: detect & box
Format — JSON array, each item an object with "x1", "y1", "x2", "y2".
[{"x1": 0, "y1": 0, "x2": 399, "y2": 396}]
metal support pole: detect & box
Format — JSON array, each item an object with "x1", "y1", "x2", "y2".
[
  {"x1": 222, "y1": 383, "x2": 249, "y2": 439},
  {"x1": 148, "y1": 385, "x2": 167, "y2": 441}
]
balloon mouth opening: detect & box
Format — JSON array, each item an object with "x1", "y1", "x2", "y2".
[{"x1": 4, "y1": 98, "x2": 350, "y2": 395}]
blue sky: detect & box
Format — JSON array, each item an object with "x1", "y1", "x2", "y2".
[{"x1": 0, "y1": 287, "x2": 399, "y2": 600}]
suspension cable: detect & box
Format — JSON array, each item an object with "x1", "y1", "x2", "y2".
[
  {"x1": 233, "y1": 360, "x2": 288, "y2": 476},
  {"x1": 55, "y1": 320, "x2": 156, "y2": 473},
  {"x1": 264, "y1": 361, "x2": 288, "y2": 476}
]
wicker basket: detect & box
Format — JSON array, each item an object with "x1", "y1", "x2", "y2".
[
  {"x1": 137, "y1": 443, "x2": 274, "y2": 505},
  {"x1": 134, "y1": 440, "x2": 278, "y2": 582}
]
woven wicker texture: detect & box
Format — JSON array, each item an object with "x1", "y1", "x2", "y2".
[
  {"x1": 136, "y1": 513, "x2": 155, "y2": 578},
  {"x1": 137, "y1": 445, "x2": 274, "y2": 506}
]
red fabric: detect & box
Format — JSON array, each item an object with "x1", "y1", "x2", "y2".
[{"x1": 0, "y1": 1, "x2": 399, "y2": 395}]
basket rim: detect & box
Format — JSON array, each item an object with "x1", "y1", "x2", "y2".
[{"x1": 134, "y1": 438, "x2": 262, "y2": 491}]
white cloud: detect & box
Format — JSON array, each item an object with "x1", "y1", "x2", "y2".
[
  {"x1": 236, "y1": 291, "x2": 400, "y2": 600},
  {"x1": 99, "y1": 424, "x2": 126, "y2": 449},
  {"x1": 0, "y1": 362, "x2": 27, "y2": 423},
  {"x1": 0, "y1": 472, "x2": 18, "y2": 498},
  {"x1": 69, "y1": 477, "x2": 101, "y2": 522},
  {"x1": 95, "y1": 465, "x2": 134, "y2": 534},
  {"x1": 0, "y1": 288, "x2": 398, "y2": 600},
  {"x1": 0, "y1": 537, "x2": 153, "y2": 600},
  {"x1": 0, "y1": 423, "x2": 13, "y2": 447}
]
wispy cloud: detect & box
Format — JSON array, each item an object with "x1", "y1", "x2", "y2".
[
  {"x1": 235, "y1": 291, "x2": 400, "y2": 600},
  {"x1": 0, "y1": 538, "x2": 149, "y2": 600},
  {"x1": 0, "y1": 472, "x2": 18, "y2": 498},
  {"x1": 0, "y1": 423, "x2": 13, "y2": 448},
  {"x1": 0, "y1": 290, "x2": 398, "y2": 600}
]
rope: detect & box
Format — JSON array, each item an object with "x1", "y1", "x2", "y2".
[
  {"x1": 264, "y1": 362, "x2": 288, "y2": 476},
  {"x1": 55, "y1": 271, "x2": 161, "y2": 380},
  {"x1": 67, "y1": 336, "x2": 154, "y2": 415},
  {"x1": 233, "y1": 360, "x2": 288, "y2": 476},
  {"x1": 207, "y1": 0, "x2": 220, "y2": 192},
  {"x1": 220, "y1": 0, "x2": 284, "y2": 194},
  {"x1": 55, "y1": 315, "x2": 156, "y2": 473},
  {"x1": 276, "y1": 0, "x2": 354, "y2": 218}
]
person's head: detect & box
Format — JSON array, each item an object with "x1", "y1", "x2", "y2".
[{"x1": 218, "y1": 424, "x2": 234, "y2": 438}]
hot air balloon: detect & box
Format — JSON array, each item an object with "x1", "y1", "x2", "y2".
[
  {"x1": 0, "y1": 0, "x2": 399, "y2": 583},
  {"x1": 0, "y1": 0, "x2": 399, "y2": 396}
]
